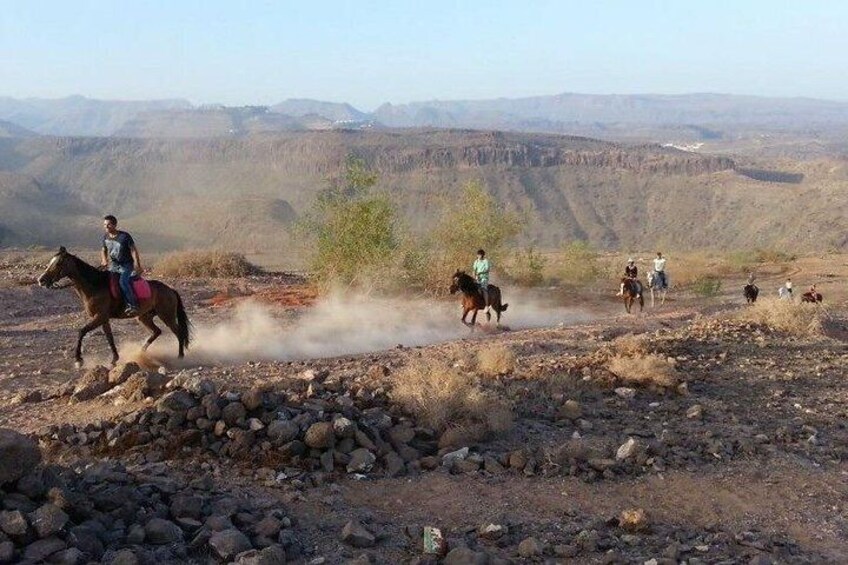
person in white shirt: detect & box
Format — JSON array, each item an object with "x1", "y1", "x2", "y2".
[{"x1": 653, "y1": 252, "x2": 667, "y2": 289}]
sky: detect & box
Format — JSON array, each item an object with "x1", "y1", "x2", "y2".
[{"x1": 1, "y1": 0, "x2": 847, "y2": 110}]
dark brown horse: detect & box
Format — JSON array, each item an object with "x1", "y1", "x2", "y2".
[
  {"x1": 743, "y1": 284, "x2": 759, "y2": 303},
  {"x1": 449, "y1": 270, "x2": 508, "y2": 329},
  {"x1": 619, "y1": 277, "x2": 643, "y2": 313},
  {"x1": 801, "y1": 291, "x2": 823, "y2": 303},
  {"x1": 37, "y1": 247, "x2": 191, "y2": 368}
]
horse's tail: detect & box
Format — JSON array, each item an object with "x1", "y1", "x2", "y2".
[
  {"x1": 500, "y1": 303, "x2": 509, "y2": 312},
  {"x1": 175, "y1": 291, "x2": 192, "y2": 350}
]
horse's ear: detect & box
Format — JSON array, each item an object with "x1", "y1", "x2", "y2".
[{"x1": 58, "y1": 246, "x2": 67, "y2": 255}]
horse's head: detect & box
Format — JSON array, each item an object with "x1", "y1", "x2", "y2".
[
  {"x1": 449, "y1": 270, "x2": 463, "y2": 294},
  {"x1": 37, "y1": 247, "x2": 73, "y2": 288}
]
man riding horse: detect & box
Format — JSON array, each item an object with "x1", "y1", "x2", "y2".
[
  {"x1": 473, "y1": 249, "x2": 491, "y2": 313},
  {"x1": 101, "y1": 215, "x2": 143, "y2": 316},
  {"x1": 624, "y1": 258, "x2": 642, "y2": 298}
]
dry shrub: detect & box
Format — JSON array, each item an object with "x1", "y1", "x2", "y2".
[
  {"x1": 154, "y1": 250, "x2": 261, "y2": 278},
  {"x1": 477, "y1": 345, "x2": 516, "y2": 376},
  {"x1": 611, "y1": 333, "x2": 651, "y2": 357},
  {"x1": 736, "y1": 297, "x2": 822, "y2": 336},
  {"x1": 391, "y1": 359, "x2": 512, "y2": 442},
  {"x1": 607, "y1": 354, "x2": 678, "y2": 389}
]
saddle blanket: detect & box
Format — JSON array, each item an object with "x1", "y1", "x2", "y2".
[{"x1": 109, "y1": 275, "x2": 152, "y2": 302}]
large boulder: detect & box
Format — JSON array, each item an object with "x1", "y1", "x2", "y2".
[
  {"x1": 108, "y1": 362, "x2": 141, "y2": 386},
  {"x1": 304, "y1": 422, "x2": 335, "y2": 449},
  {"x1": 0, "y1": 429, "x2": 41, "y2": 486},
  {"x1": 71, "y1": 366, "x2": 111, "y2": 402},
  {"x1": 267, "y1": 420, "x2": 299, "y2": 444},
  {"x1": 28, "y1": 503, "x2": 69, "y2": 538},
  {"x1": 209, "y1": 529, "x2": 253, "y2": 561},
  {"x1": 120, "y1": 371, "x2": 169, "y2": 401},
  {"x1": 144, "y1": 518, "x2": 184, "y2": 545},
  {"x1": 340, "y1": 520, "x2": 375, "y2": 548}
]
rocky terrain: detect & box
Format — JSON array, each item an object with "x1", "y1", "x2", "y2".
[{"x1": 1, "y1": 252, "x2": 847, "y2": 563}]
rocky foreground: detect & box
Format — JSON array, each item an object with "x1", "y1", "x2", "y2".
[{"x1": 2, "y1": 254, "x2": 848, "y2": 563}]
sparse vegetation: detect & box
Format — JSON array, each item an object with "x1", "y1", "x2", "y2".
[
  {"x1": 607, "y1": 354, "x2": 679, "y2": 389},
  {"x1": 154, "y1": 250, "x2": 261, "y2": 278},
  {"x1": 505, "y1": 247, "x2": 547, "y2": 286},
  {"x1": 735, "y1": 297, "x2": 822, "y2": 335},
  {"x1": 611, "y1": 333, "x2": 651, "y2": 358},
  {"x1": 391, "y1": 358, "x2": 513, "y2": 442},
  {"x1": 299, "y1": 156, "x2": 401, "y2": 289},
  {"x1": 691, "y1": 275, "x2": 723, "y2": 297},
  {"x1": 477, "y1": 345, "x2": 516, "y2": 376},
  {"x1": 555, "y1": 241, "x2": 605, "y2": 286}
]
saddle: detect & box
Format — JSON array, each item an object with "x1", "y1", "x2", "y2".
[{"x1": 109, "y1": 274, "x2": 152, "y2": 303}]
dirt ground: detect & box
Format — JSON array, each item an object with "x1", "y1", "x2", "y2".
[{"x1": 1, "y1": 250, "x2": 848, "y2": 563}]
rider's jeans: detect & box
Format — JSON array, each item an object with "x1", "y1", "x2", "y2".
[{"x1": 112, "y1": 264, "x2": 138, "y2": 309}]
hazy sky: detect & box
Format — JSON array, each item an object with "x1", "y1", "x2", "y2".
[{"x1": 2, "y1": 0, "x2": 847, "y2": 109}]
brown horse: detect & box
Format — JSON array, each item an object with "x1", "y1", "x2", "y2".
[
  {"x1": 801, "y1": 291, "x2": 823, "y2": 303},
  {"x1": 37, "y1": 247, "x2": 191, "y2": 368},
  {"x1": 619, "y1": 277, "x2": 643, "y2": 313},
  {"x1": 449, "y1": 270, "x2": 508, "y2": 329}
]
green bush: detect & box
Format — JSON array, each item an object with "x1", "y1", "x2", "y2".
[
  {"x1": 691, "y1": 275, "x2": 723, "y2": 297},
  {"x1": 298, "y1": 156, "x2": 401, "y2": 289},
  {"x1": 556, "y1": 241, "x2": 604, "y2": 285},
  {"x1": 505, "y1": 247, "x2": 547, "y2": 286}
]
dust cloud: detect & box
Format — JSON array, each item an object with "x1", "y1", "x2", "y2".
[{"x1": 178, "y1": 290, "x2": 592, "y2": 365}]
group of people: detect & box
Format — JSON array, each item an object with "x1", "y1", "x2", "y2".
[
  {"x1": 621, "y1": 252, "x2": 668, "y2": 298},
  {"x1": 777, "y1": 277, "x2": 818, "y2": 301}
]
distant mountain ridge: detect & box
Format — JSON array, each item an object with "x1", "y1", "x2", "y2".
[{"x1": 3, "y1": 93, "x2": 848, "y2": 139}]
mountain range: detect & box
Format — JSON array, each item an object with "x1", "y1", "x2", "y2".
[{"x1": 3, "y1": 93, "x2": 848, "y2": 148}]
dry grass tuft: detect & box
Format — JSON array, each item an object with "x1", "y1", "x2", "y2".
[
  {"x1": 391, "y1": 359, "x2": 512, "y2": 443},
  {"x1": 154, "y1": 250, "x2": 261, "y2": 278},
  {"x1": 477, "y1": 345, "x2": 516, "y2": 376},
  {"x1": 735, "y1": 297, "x2": 822, "y2": 336},
  {"x1": 611, "y1": 333, "x2": 651, "y2": 357},
  {"x1": 607, "y1": 354, "x2": 679, "y2": 389}
]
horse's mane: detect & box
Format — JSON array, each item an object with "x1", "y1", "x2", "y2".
[
  {"x1": 455, "y1": 271, "x2": 479, "y2": 293},
  {"x1": 69, "y1": 253, "x2": 109, "y2": 288}
]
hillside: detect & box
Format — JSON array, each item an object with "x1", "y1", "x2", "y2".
[
  {"x1": 0, "y1": 129, "x2": 845, "y2": 253},
  {"x1": 0, "y1": 95, "x2": 191, "y2": 136}
]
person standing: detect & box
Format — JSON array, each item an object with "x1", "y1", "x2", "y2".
[{"x1": 101, "y1": 215, "x2": 143, "y2": 316}]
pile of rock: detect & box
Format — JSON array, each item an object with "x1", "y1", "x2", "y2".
[
  {"x1": 43, "y1": 368, "x2": 454, "y2": 481},
  {"x1": 1, "y1": 428, "x2": 300, "y2": 564}
]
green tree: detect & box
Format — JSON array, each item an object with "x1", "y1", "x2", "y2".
[
  {"x1": 302, "y1": 156, "x2": 400, "y2": 288},
  {"x1": 429, "y1": 180, "x2": 522, "y2": 287}
]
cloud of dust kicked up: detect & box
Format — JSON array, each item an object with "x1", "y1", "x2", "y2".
[{"x1": 176, "y1": 290, "x2": 592, "y2": 365}]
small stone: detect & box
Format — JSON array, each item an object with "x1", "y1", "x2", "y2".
[
  {"x1": 346, "y1": 449, "x2": 376, "y2": 473},
  {"x1": 686, "y1": 405, "x2": 703, "y2": 419},
  {"x1": 518, "y1": 536, "x2": 544, "y2": 557},
  {"x1": 0, "y1": 541, "x2": 13, "y2": 564},
  {"x1": 267, "y1": 420, "x2": 300, "y2": 443},
  {"x1": 478, "y1": 523, "x2": 507, "y2": 540},
  {"x1": 29, "y1": 504, "x2": 69, "y2": 538},
  {"x1": 333, "y1": 417, "x2": 356, "y2": 438},
  {"x1": 444, "y1": 547, "x2": 486, "y2": 565},
  {"x1": 144, "y1": 518, "x2": 184, "y2": 545},
  {"x1": 0, "y1": 510, "x2": 28, "y2": 536},
  {"x1": 614, "y1": 387, "x2": 636, "y2": 399},
  {"x1": 23, "y1": 537, "x2": 66, "y2": 561},
  {"x1": 340, "y1": 520, "x2": 375, "y2": 548},
  {"x1": 209, "y1": 529, "x2": 253, "y2": 561},
  {"x1": 442, "y1": 447, "x2": 469, "y2": 466},
  {"x1": 0, "y1": 429, "x2": 42, "y2": 485},
  {"x1": 248, "y1": 418, "x2": 265, "y2": 431},
  {"x1": 616, "y1": 438, "x2": 640, "y2": 461},
  {"x1": 242, "y1": 388, "x2": 264, "y2": 411},
  {"x1": 71, "y1": 366, "x2": 111, "y2": 401},
  {"x1": 47, "y1": 547, "x2": 85, "y2": 565},
  {"x1": 620, "y1": 508, "x2": 649, "y2": 533},
  {"x1": 222, "y1": 402, "x2": 247, "y2": 426},
  {"x1": 305, "y1": 422, "x2": 335, "y2": 449},
  {"x1": 559, "y1": 399, "x2": 582, "y2": 420},
  {"x1": 235, "y1": 545, "x2": 288, "y2": 565}
]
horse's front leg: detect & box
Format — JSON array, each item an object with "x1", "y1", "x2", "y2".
[
  {"x1": 461, "y1": 307, "x2": 471, "y2": 327},
  {"x1": 102, "y1": 322, "x2": 119, "y2": 367},
  {"x1": 75, "y1": 315, "x2": 107, "y2": 369},
  {"x1": 469, "y1": 309, "x2": 479, "y2": 332}
]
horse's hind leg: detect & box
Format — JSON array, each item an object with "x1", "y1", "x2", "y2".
[
  {"x1": 470, "y1": 309, "x2": 479, "y2": 332},
  {"x1": 138, "y1": 313, "x2": 162, "y2": 352},
  {"x1": 102, "y1": 322, "x2": 119, "y2": 367},
  {"x1": 159, "y1": 309, "x2": 184, "y2": 358}
]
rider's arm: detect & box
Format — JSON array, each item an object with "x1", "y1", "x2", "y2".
[
  {"x1": 131, "y1": 245, "x2": 143, "y2": 275},
  {"x1": 100, "y1": 244, "x2": 108, "y2": 267}
]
